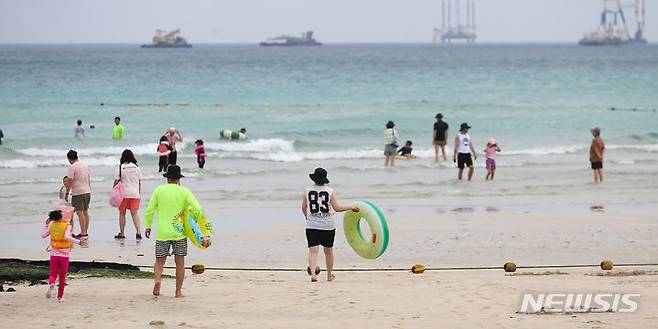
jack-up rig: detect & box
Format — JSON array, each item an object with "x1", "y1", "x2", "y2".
[
  {"x1": 579, "y1": 0, "x2": 647, "y2": 46},
  {"x1": 433, "y1": 0, "x2": 476, "y2": 44}
]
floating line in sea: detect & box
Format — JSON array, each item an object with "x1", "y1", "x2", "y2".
[
  {"x1": 609, "y1": 107, "x2": 656, "y2": 112},
  {"x1": 136, "y1": 262, "x2": 658, "y2": 272}
]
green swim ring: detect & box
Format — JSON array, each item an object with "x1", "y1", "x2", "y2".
[{"x1": 343, "y1": 200, "x2": 389, "y2": 259}]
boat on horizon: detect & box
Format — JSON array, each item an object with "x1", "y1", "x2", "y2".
[
  {"x1": 259, "y1": 31, "x2": 322, "y2": 47},
  {"x1": 141, "y1": 29, "x2": 192, "y2": 48}
]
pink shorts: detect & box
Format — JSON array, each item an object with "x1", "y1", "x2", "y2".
[
  {"x1": 486, "y1": 158, "x2": 496, "y2": 171},
  {"x1": 119, "y1": 198, "x2": 140, "y2": 211}
]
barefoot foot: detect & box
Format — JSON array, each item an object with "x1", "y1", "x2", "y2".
[
  {"x1": 153, "y1": 282, "x2": 161, "y2": 296},
  {"x1": 327, "y1": 274, "x2": 336, "y2": 282}
]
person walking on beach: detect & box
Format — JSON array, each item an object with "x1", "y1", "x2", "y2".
[
  {"x1": 484, "y1": 139, "x2": 501, "y2": 180},
  {"x1": 302, "y1": 168, "x2": 359, "y2": 282},
  {"x1": 453, "y1": 123, "x2": 477, "y2": 181},
  {"x1": 157, "y1": 136, "x2": 172, "y2": 172},
  {"x1": 113, "y1": 150, "x2": 142, "y2": 240},
  {"x1": 41, "y1": 210, "x2": 86, "y2": 302},
  {"x1": 165, "y1": 127, "x2": 183, "y2": 165},
  {"x1": 384, "y1": 121, "x2": 400, "y2": 167},
  {"x1": 66, "y1": 150, "x2": 91, "y2": 238},
  {"x1": 145, "y1": 165, "x2": 205, "y2": 298},
  {"x1": 433, "y1": 113, "x2": 449, "y2": 161},
  {"x1": 590, "y1": 127, "x2": 605, "y2": 183},
  {"x1": 75, "y1": 120, "x2": 85, "y2": 138},
  {"x1": 112, "y1": 117, "x2": 124, "y2": 140}
]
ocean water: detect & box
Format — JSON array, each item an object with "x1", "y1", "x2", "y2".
[{"x1": 1, "y1": 44, "x2": 657, "y2": 209}]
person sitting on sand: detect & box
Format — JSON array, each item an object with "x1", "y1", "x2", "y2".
[
  {"x1": 453, "y1": 123, "x2": 477, "y2": 181},
  {"x1": 145, "y1": 165, "x2": 205, "y2": 298},
  {"x1": 590, "y1": 127, "x2": 605, "y2": 183},
  {"x1": 397, "y1": 140, "x2": 416, "y2": 159},
  {"x1": 41, "y1": 210, "x2": 86, "y2": 302},
  {"x1": 302, "y1": 168, "x2": 359, "y2": 282},
  {"x1": 483, "y1": 139, "x2": 501, "y2": 180}
]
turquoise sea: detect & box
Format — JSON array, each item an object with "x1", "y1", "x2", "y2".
[{"x1": 0, "y1": 44, "x2": 657, "y2": 200}]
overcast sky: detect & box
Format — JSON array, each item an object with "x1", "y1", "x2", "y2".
[{"x1": 0, "y1": 0, "x2": 656, "y2": 43}]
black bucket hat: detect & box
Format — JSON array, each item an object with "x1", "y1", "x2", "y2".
[
  {"x1": 309, "y1": 167, "x2": 329, "y2": 185},
  {"x1": 163, "y1": 165, "x2": 185, "y2": 179},
  {"x1": 386, "y1": 121, "x2": 395, "y2": 129}
]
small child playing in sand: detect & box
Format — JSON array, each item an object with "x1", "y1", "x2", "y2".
[
  {"x1": 194, "y1": 139, "x2": 207, "y2": 169},
  {"x1": 302, "y1": 168, "x2": 359, "y2": 282},
  {"x1": 484, "y1": 139, "x2": 501, "y2": 180},
  {"x1": 41, "y1": 210, "x2": 85, "y2": 302},
  {"x1": 157, "y1": 136, "x2": 172, "y2": 172}
]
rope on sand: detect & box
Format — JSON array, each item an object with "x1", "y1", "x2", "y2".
[{"x1": 136, "y1": 263, "x2": 658, "y2": 272}]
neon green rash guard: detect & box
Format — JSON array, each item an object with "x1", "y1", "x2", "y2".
[
  {"x1": 145, "y1": 184, "x2": 204, "y2": 241},
  {"x1": 112, "y1": 124, "x2": 124, "y2": 140}
]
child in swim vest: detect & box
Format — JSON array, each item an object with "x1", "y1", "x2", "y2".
[
  {"x1": 41, "y1": 210, "x2": 85, "y2": 302},
  {"x1": 157, "y1": 136, "x2": 172, "y2": 172},
  {"x1": 484, "y1": 138, "x2": 501, "y2": 180},
  {"x1": 194, "y1": 139, "x2": 207, "y2": 169}
]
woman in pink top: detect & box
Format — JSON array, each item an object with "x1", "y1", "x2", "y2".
[
  {"x1": 484, "y1": 138, "x2": 501, "y2": 180},
  {"x1": 41, "y1": 210, "x2": 85, "y2": 302}
]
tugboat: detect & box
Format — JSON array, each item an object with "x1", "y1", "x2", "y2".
[
  {"x1": 141, "y1": 29, "x2": 192, "y2": 48},
  {"x1": 259, "y1": 31, "x2": 322, "y2": 47},
  {"x1": 579, "y1": 0, "x2": 647, "y2": 46}
]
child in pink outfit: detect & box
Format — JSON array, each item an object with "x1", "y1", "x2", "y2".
[
  {"x1": 484, "y1": 138, "x2": 501, "y2": 180},
  {"x1": 41, "y1": 210, "x2": 84, "y2": 302}
]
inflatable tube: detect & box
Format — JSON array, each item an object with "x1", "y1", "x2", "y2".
[
  {"x1": 219, "y1": 129, "x2": 246, "y2": 140},
  {"x1": 343, "y1": 200, "x2": 389, "y2": 259},
  {"x1": 395, "y1": 155, "x2": 416, "y2": 160},
  {"x1": 183, "y1": 207, "x2": 213, "y2": 249}
]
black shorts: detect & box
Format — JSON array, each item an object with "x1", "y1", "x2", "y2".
[
  {"x1": 457, "y1": 153, "x2": 473, "y2": 169},
  {"x1": 591, "y1": 161, "x2": 603, "y2": 170},
  {"x1": 306, "y1": 229, "x2": 335, "y2": 248}
]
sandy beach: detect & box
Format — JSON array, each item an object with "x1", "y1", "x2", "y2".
[
  {"x1": 2, "y1": 204, "x2": 658, "y2": 328},
  {"x1": 2, "y1": 268, "x2": 658, "y2": 329}
]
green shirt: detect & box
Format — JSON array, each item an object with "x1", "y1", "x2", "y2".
[
  {"x1": 112, "y1": 124, "x2": 124, "y2": 140},
  {"x1": 144, "y1": 184, "x2": 204, "y2": 241}
]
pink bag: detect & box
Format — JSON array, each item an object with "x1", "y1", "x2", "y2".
[
  {"x1": 109, "y1": 182, "x2": 124, "y2": 207},
  {"x1": 109, "y1": 165, "x2": 124, "y2": 207}
]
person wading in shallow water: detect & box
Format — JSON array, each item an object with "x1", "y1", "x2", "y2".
[
  {"x1": 453, "y1": 122, "x2": 477, "y2": 181},
  {"x1": 589, "y1": 127, "x2": 605, "y2": 183},
  {"x1": 433, "y1": 113, "x2": 449, "y2": 162},
  {"x1": 165, "y1": 127, "x2": 183, "y2": 165}
]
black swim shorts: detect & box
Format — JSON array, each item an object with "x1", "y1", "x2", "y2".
[
  {"x1": 306, "y1": 229, "x2": 336, "y2": 248},
  {"x1": 457, "y1": 153, "x2": 473, "y2": 169}
]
